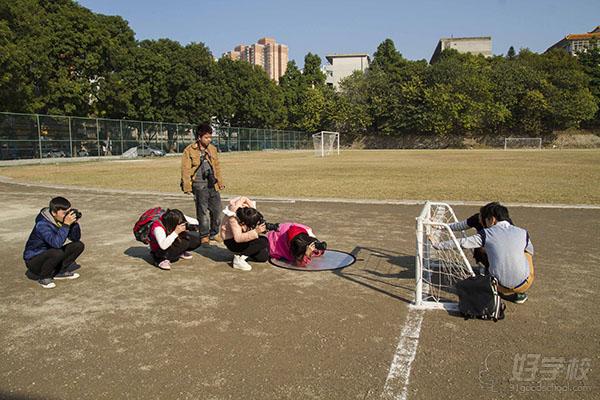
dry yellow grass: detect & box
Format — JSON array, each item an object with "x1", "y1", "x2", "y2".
[{"x1": 1, "y1": 149, "x2": 599, "y2": 204}]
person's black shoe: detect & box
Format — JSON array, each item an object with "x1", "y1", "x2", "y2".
[
  {"x1": 38, "y1": 278, "x2": 56, "y2": 289},
  {"x1": 54, "y1": 270, "x2": 80, "y2": 280},
  {"x1": 66, "y1": 262, "x2": 81, "y2": 272},
  {"x1": 499, "y1": 292, "x2": 528, "y2": 304}
]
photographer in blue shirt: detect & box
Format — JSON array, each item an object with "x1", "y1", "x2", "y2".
[{"x1": 23, "y1": 197, "x2": 85, "y2": 289}]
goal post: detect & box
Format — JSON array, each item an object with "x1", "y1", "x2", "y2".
[
  {"x1": 504, "y1": 137, "x2": 542, "y2": 150},
  {"x1": 312, "y1": 131, "x2": 340, "y2": 157},
  {"x1": 414, "y1": 201, "x2": 475, "y2": 311}
]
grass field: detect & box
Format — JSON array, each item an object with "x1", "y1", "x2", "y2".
[{"x1": 1, "y1": 149, "x2": 599, "y2": 204}]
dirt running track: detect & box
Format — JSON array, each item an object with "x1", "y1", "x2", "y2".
[{"x1": 0, "y1": 181, "x2": 598, "y2": 400}]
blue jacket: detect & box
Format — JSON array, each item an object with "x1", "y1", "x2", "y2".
[{"x1": 23, "y1": 208, "x2": 82, "y2": 261}]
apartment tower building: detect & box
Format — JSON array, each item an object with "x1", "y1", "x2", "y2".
[{"x1": 224, "y1": 37, "x2": 289, "y2": 82}]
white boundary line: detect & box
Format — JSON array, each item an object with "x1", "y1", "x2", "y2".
[
  {"x1": 381, "y1": 309, "x2": 424, "y2": 400},
  {"x1": 0, "y1": 177, "x2": 598, "y2": 209}
]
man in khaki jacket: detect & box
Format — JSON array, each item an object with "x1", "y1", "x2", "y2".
[{"x1": 181, "y1": 124, "x2": 225, "y2": 244}]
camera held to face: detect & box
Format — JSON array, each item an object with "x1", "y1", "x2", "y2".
[
  {"x1": 186, "y1": 223, "x2": 200, "y2": 232},
  {"x1": 265, "y1": 222, "x2": 279, "y2": 231},
  {"x1": 257, "y1": 219, "x2": 279, "y2": 231},
  {"x1": 70, "y1": 209, "x2": 82, "y2": 220},
  {"x1": 314, "y1": 240, "x2": 327, "y2": 251}
]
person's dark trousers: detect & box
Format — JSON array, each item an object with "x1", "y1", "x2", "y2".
[
  {"x1": 152, "y1": 231, "x2": 202, "y2": 263},
  {"x1": 193, "y1": 185, "x2": 222, "y2": 238},
  {"x1": 473, "y1": 247, "x2": 490, "y2": 276},
  {"x1": 25, "y1": 241, "x2": 85, "y2": 279},
  {"x1": 224, "y1": 236, "x2": 269, "y2": 262}
]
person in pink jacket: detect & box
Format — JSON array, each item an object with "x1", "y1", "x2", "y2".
[
  {"x1": 267, "y1": 223, "x2": 327, "y2": 268},
  {"x1": 220, "y1": 197, "x2": 269, "y2": 271}
]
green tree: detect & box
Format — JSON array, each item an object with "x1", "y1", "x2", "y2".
[
  {"x1": 0, "y1": 0, "x2": 136, "y2": 116},
  {"x1": 279, "y1": 61, "x2": 305, "y2": 128},
  {"x1": 370, "y1": 38, "x2": 406, "y2": 74},
  {"x1": 360, "y1": 39, "x2": 429, "y2": 135},
  {"x1": 507, "y1": 46, "x2": 516, "y2": 59},
  {"x1": 577, "y1": 44, "x2": 600, "y2": 125},
  {"x1": 302, "y1": 53, "x2": 325, "y2": 88},
  {"x1": 216, "y1": 58, "x2": 285, "y2": 128},
  {"x1": 295, "y1": 87, "x2": 325, "y2": 132},
  {"x1": 424, "y1": 50, "x2": 510, "y2": 135},
  {"x1": 332, "y1": 71, "x2": 372, "y2": 133},
  {"x1": 0, "y1": 19, "x2": 33, "y2": 112}
]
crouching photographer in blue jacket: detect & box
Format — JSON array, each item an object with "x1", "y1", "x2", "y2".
[{"x1": 23, "y1": 196, "x2": 85, "y2": 289}]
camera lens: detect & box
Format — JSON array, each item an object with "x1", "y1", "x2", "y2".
[
  {"x1": 265, "y1": 222, "x2": 279, "y2": 231},
  {"x1": 314, "y1": 241, "x2": 327, "y2": 251}
]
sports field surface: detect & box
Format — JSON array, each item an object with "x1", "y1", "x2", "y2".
[
  {"x1": 1, "y1": 149, "x2": 599, "y2": 205},
  {"x1": 0, "y1": 151, "x2": 598, "y2": 399}
]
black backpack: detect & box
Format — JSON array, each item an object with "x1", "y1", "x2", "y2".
[{"x1": 455, "y1": 275, "x2": 505, "y2": 322}]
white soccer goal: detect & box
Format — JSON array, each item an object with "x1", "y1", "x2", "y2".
[
  {"x1": 313, "y1": 131, "x2": 340, "y2": 157},
  {"x1": 504, "y1": 137, "x2": 542, "y2": 150},
  {"x1": 415, "y1": 201, "x2": 475, "y2": 310}
]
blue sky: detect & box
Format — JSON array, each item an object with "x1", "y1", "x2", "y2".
[{"x1": 78, "y1": 0, "x2": 600, "y2": 65}]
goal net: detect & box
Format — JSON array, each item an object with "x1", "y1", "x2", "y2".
[
  {"x1": 504, "y1": 137, "x2": 542, "y2": 150},
  {"x1": 415, "y1": 201, "x2": 475, "y2": 310},
  {"x1": 313, "y1": 131, "x2": 339, "y2": 157}
]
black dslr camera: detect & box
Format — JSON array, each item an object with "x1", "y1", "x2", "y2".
[
  {"x1": 265, "y1": 222, "x2": 279, "y2": 231},
  {"x1": 186, "y1": 223, "x2": 200, "y2": 232},
  {"x1": 257, "y1": 219, "x2": 279, "y2": 231},
  {"x1": 69, "y1": 209, "x2": 82, "y2": 219},
  {"x1": 314, "y1": 241, "x2": 327, "y2": 251}
]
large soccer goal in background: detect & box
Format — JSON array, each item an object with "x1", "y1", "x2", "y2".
[
  {"x1": 415, "y1": 201, "x2": 475, "y2": 310},
  {"x1": 504, "y1": 137, "x2": 542, "y2": 150},
  {"x1": 313, "y1": 131, "x2": 340, "y2": 157}
]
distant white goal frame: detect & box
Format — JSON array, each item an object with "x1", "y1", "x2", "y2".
[
  {"x1": 312, "y1": 131, "x2": 340, "y2": 157},
  {"x1": 504, "y1": 137, "x2": 542, "y2": 150},
  {"x1": 414, "y1": 201, "x2": 475, "y2": 311}
]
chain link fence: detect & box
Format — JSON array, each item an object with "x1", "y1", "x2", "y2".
[{"x1": 0, "y1": 112, "x2": 310, "y2": 160}]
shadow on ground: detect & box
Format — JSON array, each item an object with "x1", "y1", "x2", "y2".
[
  {"x1": 123, "y1": 246, "x2": 157, "y2": 268},
  {"x1": 332, "y1": 245, "x2": 416, "y2": 304},
  {"x1": 193, "y1": 244, "x2": 233, "y2": 263}
]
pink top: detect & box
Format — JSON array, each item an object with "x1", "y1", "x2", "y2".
[
  {"x1": 267, "y1": 222, "x2": 323, "y2": 267},
  {"x1": 220, "y1": 196, "x2": 259, "y2": 243}
]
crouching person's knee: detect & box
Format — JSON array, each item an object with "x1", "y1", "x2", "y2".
[
  {"x1": 253, "y1": 249, "x2": 270, "y2": 263},
  {"x1": 69, "y1": 241, "x2": 85, "y2": 257},
  {"x1": 72, "y1": 241, "x2": 85, "y2": 252}
]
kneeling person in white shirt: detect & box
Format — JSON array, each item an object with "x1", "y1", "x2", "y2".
[{"x1": 148, "y1": 209, "x2": 202, "y2": 270}]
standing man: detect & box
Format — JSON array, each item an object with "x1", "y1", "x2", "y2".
[{"x1": 181, "y1": 123, "x2": 225, "y2": 245}]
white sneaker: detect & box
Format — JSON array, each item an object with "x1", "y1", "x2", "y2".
[
  {"x1": 232, "y1": 255, "x2": 252, "y2": 271},
  {"x1": 38, "y1": 278, "x2": 56, "y2": 289},
  {"x1": 158, "y1": 260, "x2": 171, "y2": 270}
]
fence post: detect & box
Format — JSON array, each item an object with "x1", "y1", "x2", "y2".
[
  {"x1": 36, "y1": 114, "x2": 42, "y2": 160},
  {"x1": 159, "y1": 121, "x2": 163, "y2": 152},
  {"x1": 120, "y1": 120, "x2": 123, "y2": 155},
  {"x1": 141, "y1": 121, "x2": 144, "y2": 152},
  {"x1": 96, "y1": 118, "x2": 101, "y2": 156},
  {"x1": 68, "y1": 116, "x2": 73, "y2": 157}
]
